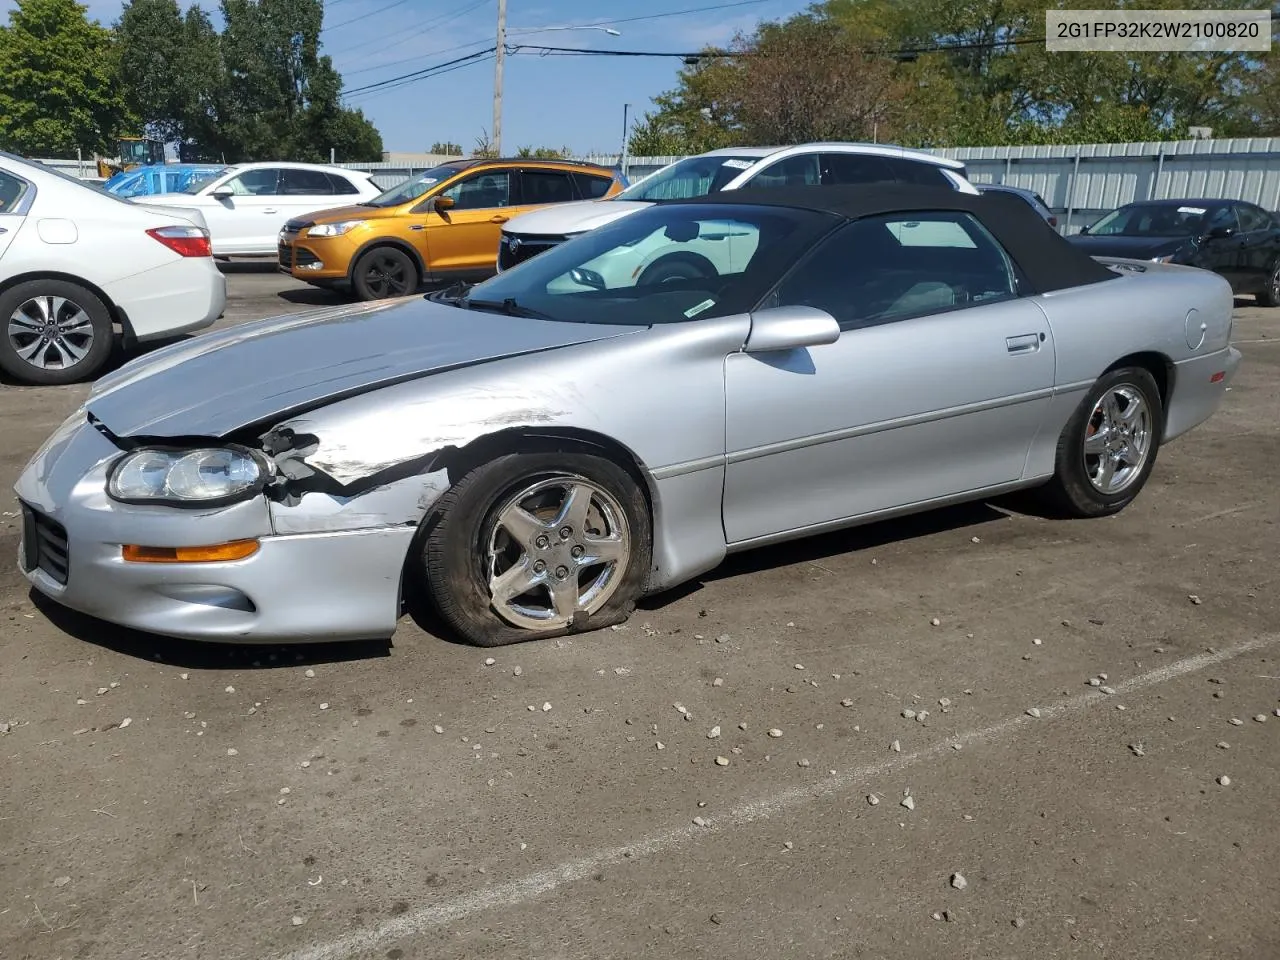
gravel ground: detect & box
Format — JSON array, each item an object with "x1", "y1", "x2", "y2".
[{"x1": 1, "y1": 266, "x2": 1277, "y2": 960}]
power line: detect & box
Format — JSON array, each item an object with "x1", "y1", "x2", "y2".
[
  {"x1": 347, "y1": 53, "x2": 496, "y2": 102},
  {"x1": 343, "y1": 38, "x2": 494, "y2": 78},
  {"x1": 322, "y1": 0, "x2": 411, "y2": 33},
  {"x1": 343, "y1": 46, "x2": 496, "y2": 96},
  {"x1": 565, "y1": 0, "x2": 778, "y2": 30},
  {"x1": 327, "y1": 0, "x2": 491, "y2": 59}
]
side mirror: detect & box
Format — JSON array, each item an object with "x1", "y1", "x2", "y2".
[
  {"x1": 210, "y1": 187, "x2": 233, "y2": 200},
  {"x1": 744, "y1": 305, "x2": 840, "y2": 353},
  {"x1": 1077, "y1": 224, "x2": 1090, "y2": 235},
  {"x1": 432, "y1": 195, "x2": 455, "y2": 213},
  {"x1": 1207, "y1": 224, "x2": 1235, "y2": 239}
]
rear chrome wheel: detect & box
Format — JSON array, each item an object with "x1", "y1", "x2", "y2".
[
  {"x1": 1258, "y1": 260, "x2": 1280, "y2": 307},
  {"x1": 1039, "y1": 366, "x2": 1163, "y2": 518},
  {"x1": 0, "y1": 280, "x2": 113, "y2": 385},
  {"x1": 423, "y1": 450, "x2": 651, "y2": 647}
]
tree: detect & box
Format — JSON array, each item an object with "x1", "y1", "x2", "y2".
[
  {"x1": 515, "y1": 145, "x2": 573, "y2": 158},
  {"x1": 471, "y1": 129, "x2": 497, "y2": 158},
  {"x1": 0, "y1": 0, "x2": 134, "y2": 156},
  {"x1": 430, "y1": 141, "x2": 463, "y2": 154},
  {"x1": 116, "y1": 0, "x2": 219, "y2": 143}
]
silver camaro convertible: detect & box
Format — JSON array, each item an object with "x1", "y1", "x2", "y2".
[{"x1": 16, "y1": 185, "x2": 1241, "y2": 647}]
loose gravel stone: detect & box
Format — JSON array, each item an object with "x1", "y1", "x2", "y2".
[
  {"x1": 783, "y1": 841, "x2": 794, "y2": 850},
  {"x1": 1013, "y1": 918, "x2": 1026, "y2": 929},
  {"x1": 513, "y1": 666, "x2": 523, "y2": 676},
  {"x1": 867, "y1": 794, "x2": 880, "y2": 806},
  {"x1": 797, "y1": 758, "x2": 810, "y2": 768},
  {"x1": 291, "y1": 916, "x2": 305, "y2": 927},
  {"x1": 304, "y1": 669, "x2": 315, "y2": 679},
  {"x1": 712, "y1": 678, "x2": 724, "y2": 687},
  {"x1": 768, "y1": 728, "x2": 783, "y2": 738},
  {"x1": 930, "y1": 617, "x2": 941, "y2": 626},
  {"x1": 1032, "y1": 638, "x2": 1042, "y2": 645},
  {"x1": 1217, "y1": 775, "x2": 1231, "y2": 786},
  {"x1": 118, "y1": 718, "x2": 132, "y2": 728},
  {"x1": 1254, "y1": 714, "x2": 1268, "y2": 723},
  {"x1": 226, "y1": 748, "x2": 238, "y2": 757},
  {"x1": 1229, "y1": 718, "x2": 1244, "y2": 726},
  {"x1": 225, "y1": 686, "x2": 235, "y2": 694},
  {"x1": 902, "y1": 709, "x2": 917, "y2": 720},
  {"x1": 951, "y1": 873, "x2": 967, "y2": 890},
  {"x1": 715, "y1": 756, "x2": 729, "y2": 767},
  {"x1": 1129, "y1": 743, "x2": 1145, "y2": 757},
  {"x1": 708, "y1": 726, "x2": 721, "y2": 739},
  {"x1": 1188, "y1": 595, "x2": 1202, "y2": 605},
  {"x1": 1217, "y1": 741, "x2": 1230, "y2": 749},
  {"x1": 692, "y1": 816, "x2": 708, "y2": 827},
  {"x1": 1101, "y1": 686, "x2": 1116, "y2": 696},
  {"x1": 794, "y1": 663, "x2": 805, "y2": 670},
  {"x1": 1026, "y1": 708, "x2": 1041, "y2": 718},
  {"x1": 541, "y1": 702, "x2": 552, "y2": 712},
  {"x1": 484, "y1": 658, "x2": 495, "y2": 666},
  {"x1": 319, "y1": 703, "x2": 329, "y2": 711},
  {"x1": 891, "y1": 740, "x2": 901, "y2": 753},
  {"x1": 1088, "y1": 678, "x2": 1102, "y2": 687},
  {"x1": 841, "y1": 698, "x2": 854, "y2": 708},
  {"x1": 938, "y1": 698, "x2": 952, "y2": 708},
  {"x1": 433, "y1": 725, "x2": 444, "y2": 734},
  {"x1": 901, "y1": 796, "x2": 915, "y2": 810}
]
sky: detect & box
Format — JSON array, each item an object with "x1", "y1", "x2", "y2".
[{"x1": 1, "y1": 0, "x2": 810, "y2": 155}]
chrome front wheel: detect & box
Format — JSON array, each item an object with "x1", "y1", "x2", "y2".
[
  {"x1": 8, "y1": 295, "x2": 96, "y2": 371},
  {"x1": 485, "y1": 476, "x2": 631, "y2": 631}
]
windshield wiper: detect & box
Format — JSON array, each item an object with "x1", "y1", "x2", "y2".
[
  {"x1": 427, "y1": 280, "x2": 476, "y2": 305},
  {"x1": 465, "y1": 297, "x2": 555, "y2": 320}
]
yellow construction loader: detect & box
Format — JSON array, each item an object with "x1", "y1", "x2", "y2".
[{"x1": 95, "y1": 137, "x2": 167, "y2": 179}]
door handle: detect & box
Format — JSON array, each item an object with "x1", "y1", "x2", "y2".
[
  {"x1": 489, "y1": 215, "x2": 509, "y2": 224},
  {"x1": 1005, "y1": 332, "x2": 1043, "y2": 354},
  {"x1": 0, "y1": 226, "x2": 7, "y2": 234}
]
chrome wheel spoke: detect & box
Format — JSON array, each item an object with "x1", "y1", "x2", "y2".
[
  {"x1": 16, "y1": 337, "x2": 52, "y2": 365},
  {"x1": 489, "y1": 558, "x2": 540, "y2": 605},
  {"x1": 553, "y1": 482, "x2": 594, "y2": 535},
  {"x1": 1118, "y1": 395, "x2": 1145, "y2": 427},
  {"x1": 548, "y1": 576, "x2": 580, "y2": 620},
  {"x1": 57, "y1": 314, "x2": 93, "y2": 338},
  {"x1": 1083, "y1": 384, "x2": 1153, "y2": 495},
  {"x1": 1094, "y1": 453, "x2": 1116, "y2": 490},
  {"x1": 1083, "y1": 428, "x2": 1109, "y2": 455},
  {"x1": 7, "y1": 314, "x2": 41, "y2": 333},
  {"x1": 55, "y1": 336, "x2": 88, "y2": 362},
  {"x1": 498, "y1": 505, "x2": 548, "y2": 545},
  {"x1": 580, "y1": 534, "x2": 626, "y2": 567}
]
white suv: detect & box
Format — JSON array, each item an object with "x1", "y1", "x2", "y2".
[
  {"x1": 0, "y1": 153, "x2": 225, "y2": 386},
  {"x1": 496, "y1": 143, "x2": 976, "y2": 271},
  {"x1": 131, "y1": 161, "x2": 381, "y2": 257}
]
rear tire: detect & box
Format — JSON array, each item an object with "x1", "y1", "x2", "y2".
[
  {"x1": 637, "y1": 252, "x2": 716, "y2": 286},
  {"x1": 1038, "y1": 366, "x2": 1163, "y2": 518},
  {"x1": 1257, "y1": 259, "x2": 1280, "y2": 307},
  {"x1": 0, "y1": 279, "x2": 113, "y2": 385},
  {"x1": 423, "y1": 451, "x2": 652, "y2": 647},
  {"x1": 351, "y1": 246, "x2": 419, "y2": 301}
]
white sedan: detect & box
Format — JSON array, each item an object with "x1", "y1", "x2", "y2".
[
  {"x1": 131, "y1": 162, "x2": 381, "y2": 256},
  {"x1": 0, "y1": 152, "x2": 225, "y2": 386}
]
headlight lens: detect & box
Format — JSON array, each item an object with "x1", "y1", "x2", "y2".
[
  {"x1": 108, "y1": 447, "x2": 266, "y2": 505},
  {"x1": 306, "y1": 220, "x2": 364, "y2": 238},
  {"x1": 1150, "y1": 254, "x2": 1175, "y2": 263}
]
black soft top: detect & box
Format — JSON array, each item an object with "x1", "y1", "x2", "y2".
[{"x1": 676, "y1": 183, "x2": 1118, "y2": 293}]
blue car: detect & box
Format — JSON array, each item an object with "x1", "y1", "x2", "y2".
[{"x1": 103, "y1": 163, "x2": 227, "y2": 198}]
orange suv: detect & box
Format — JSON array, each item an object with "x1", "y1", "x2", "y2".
[{"x1": 278, "y1": 157, "x2": 625, "y2": 300}]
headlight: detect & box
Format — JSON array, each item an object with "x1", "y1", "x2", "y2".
[
  {"x1": 1150, "y1": 254, "x2": 1175, "y2": 263},
  {"x1": 306, "y1": 220, "x2": 364, "y2": 238},
  {"x1": 107, "y1": 446, "x2": 268, "y2": 506}
]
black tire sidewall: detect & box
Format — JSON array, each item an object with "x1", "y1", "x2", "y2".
[
  {"x1": 637, "y1": 253, "x2": 715, "y2": 287},
  {"x1": 0, "y1": 280, "x2": 113, "y2": 385},
  {"x1": 1258, "y1": 259, "x2": 1280, "y2": 307},
  {"x1": 424, "y1": 451, "x2": 652, "y2": 647},
  {"x1": 1052, "y1": 366, "x2": 1163, "y2": 517},
  {"x1": 352, "y1": 247, "x2": 417, "y2": 301}
]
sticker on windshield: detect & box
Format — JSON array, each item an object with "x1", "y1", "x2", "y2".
[
  {"x1": 721, "y1": 159, "x2": 753, "y2": 170},
  {"x1": 417, "y1": 177, "x2": 439, "y2": 185},
  {"x1": 684, "y1": 298, "x2": 716, "y2": 318},
  {"x1": 1177, "y1": 206, "x2": 1206, "y2": 214}
]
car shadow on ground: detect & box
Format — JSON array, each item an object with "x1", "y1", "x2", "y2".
[
  {"x1": 29, "y1": 590, "x2": 392, "y2": 670},
  {"x1": 637, "y1": 500, "x2": 1019, "y2": 610}
]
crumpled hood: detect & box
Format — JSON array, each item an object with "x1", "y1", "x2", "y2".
[
  {"x1": 503, "y1": 199, "x2": 653, "y2": 237},
  {"x1": 86, "y1": 297, "x2": 646, "y2": 439}
]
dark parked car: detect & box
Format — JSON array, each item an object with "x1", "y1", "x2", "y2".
[
  {"x1": 977, "y1": 183, "x2": 1057, "y2": 227},
  {"x1": 1068, "y1": 198, "x2": 1280, "y2": 305}
]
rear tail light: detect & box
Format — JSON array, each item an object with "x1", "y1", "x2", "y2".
[{"x1": 146, "y1": 225, "x2": 212, "y2": 257}]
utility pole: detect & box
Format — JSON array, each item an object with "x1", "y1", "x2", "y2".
[
  {"x1": 619, "y1": 103, "x2": 631, "y2": 178},
  {"x1": 493, "y1": 0, "x2": 506, "y2": 156}
]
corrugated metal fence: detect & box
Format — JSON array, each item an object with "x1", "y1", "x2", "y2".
[{"x1": 35, "y1": 137, "x2": 1280, "y2": 234}]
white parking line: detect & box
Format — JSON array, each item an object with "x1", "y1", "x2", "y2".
[{"x1": 273, "y1": 633, "x2": 1280, "y2": 960}]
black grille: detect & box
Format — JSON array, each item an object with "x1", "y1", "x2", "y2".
[
  {"x1": 497, "y1": 234, "x2": 565, "y2": 271},
  {"x1": 21, "y1": 505, "x2": 69, "y2": 584},
  {"x1": 279, "y1": 244, "x2": 320, "y2": 270},
  {"x1": 278, "y1": 243, "x2": 293, "y2": 269}
]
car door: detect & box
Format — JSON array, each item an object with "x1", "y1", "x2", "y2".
[
  {"x1": 201, "y1": 167, "x2": 286, "y2": 255},
  {"x1": 0, "y1": 167, "x2": 31, "y2": 260},
  {"x1": 420, "y1": 169, "x2": 515, "y2": 273},
  {"x1": 1233, "y1": 202, "x2": 1277, "y2": 289},
  {"x1": 1198, "y1": 205, "x2": 1245, "y2": 288},
  {"x1": 722, "y1": 211, "x2": 1056, "y2": 544}
]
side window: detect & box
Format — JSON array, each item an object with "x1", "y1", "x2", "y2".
[
  {"x1": 821, "y1": 152, "x2": 897, "y2": 186},
  {"x1": 573, "y1": 172, "x2": 613, "y2": 199},
  {"x1": 747, "y1": 154, "x2": 821, "y2": 189},
  {"x1": 1206, "y1": 206, "x2": 1239, "y2": 233},
  {"x1": 884, "y1": 157, "x2": 955, "y2": 188},
  {"x1": 0, "y1": 170, "x2": 30, "y2": 213},
  {"x1": 442, "y1": 171, "x2": 511, "y2": 210},
  {"x1": 1236, "y1": 203, "x2": 1272, "y2": 232},
  {"x1": 326, "y1": 173, "x2": 362, "y2": 195},
  {"x1": 519, "y1": 170, "x2": 576, "y2": 205},
  {"x1": 767, "y1": 212, "x2": 1020, "y2": 330},
  {"x1": 223, "y1": 168, "x2": 281, "y2": 196},
  {"x1": 279, "y1": 168, "x2": 335, "y2": 195}
]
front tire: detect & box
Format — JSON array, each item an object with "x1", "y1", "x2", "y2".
[
  {"x1": 351, "y1": 246, "x2": 419, "y2": 301},
  {"x1": 1039, "y1": 366, "x2": 1163, "y2": 518},
  {"x1": 0, "y1": 280, "x2": 114, "y2": 385},
  {"x1": 423, "y1": 451, "x2": 652, "y2": 647}
]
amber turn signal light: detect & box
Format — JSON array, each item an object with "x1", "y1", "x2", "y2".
[{"x1": 122, "y1": 540, "x2": 260, "y2": 563}]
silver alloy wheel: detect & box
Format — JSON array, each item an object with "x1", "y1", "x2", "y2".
[
  {"x1": 7, "y1": 296, "x2": 95, "y2": 370},
  {"x1": 484, "y1": 475, "x2": 631, "y2": 630},
  {"x1": 1082, "y1": 384, "x2": 1152, "y2": 495},
  {"x1": 1269, "y1": 262, "x2": 1280, "y2": 302}
]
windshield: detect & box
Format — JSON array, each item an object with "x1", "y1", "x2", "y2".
[
  {"x1": 364, "y1": 165, "x2": 462, "y2": 207},
  {"x1": 1088, "y1": 203, "x2": 1214, "y2": 238},
  {"x1": 614, "y1": 155, "x2": 762, "y2": 203},
  {"x1": 456, "y1": 202, "x2": 837, "y2": 326}
]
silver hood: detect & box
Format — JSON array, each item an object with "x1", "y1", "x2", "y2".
[{"x1": 86, "y1": 297, "x2": 646, "y2": 438}]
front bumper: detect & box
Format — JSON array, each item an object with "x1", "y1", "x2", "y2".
[
  {"x1": 279, "y1": 235, "x2": 359, "y2": 281},
  {"x1": 14, "y1": 413, "x2": 413, "y2": 643}
]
